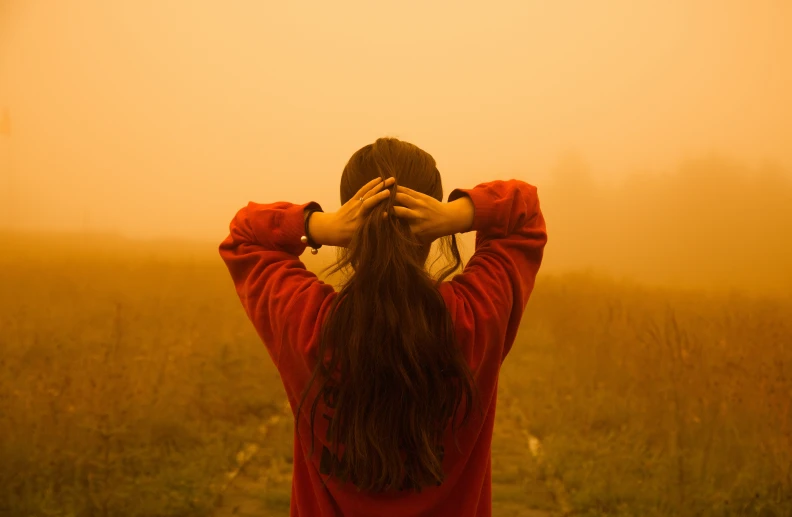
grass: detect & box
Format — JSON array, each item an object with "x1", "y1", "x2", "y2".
[
  {"x1": 502, "y1": 273, "x2": 792, "y2": 516},
  {"x1": 0, "y1": 237, "x2": 284, "y2": 516},
  {"x1": 1, "y1": 233, "x2": 790, "y2": 516}
]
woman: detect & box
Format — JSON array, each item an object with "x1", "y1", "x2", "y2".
[{"x1": 219, "y1": 137, "x2": 547, "y2": 517}]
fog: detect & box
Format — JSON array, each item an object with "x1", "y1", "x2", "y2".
[{"x1": 1, "y1": 0, "x2": 790, "y2": 291}]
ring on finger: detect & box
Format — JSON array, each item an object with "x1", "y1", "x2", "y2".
[{"x1": 359, "y1": 197, "x2": 365, "y2": 202}]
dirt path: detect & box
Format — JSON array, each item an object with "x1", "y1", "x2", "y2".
[
  {"x1": 211, "y1": 400, "x2": 294, "y2": 517},
  {"x1": 491, "y1": 383, "x2": 569, "y2": 516},
  {"x1": 212, "y1": 389, "x2": 565, "y2": 517}
]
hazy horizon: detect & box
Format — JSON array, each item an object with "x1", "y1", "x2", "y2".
[
  {"x1": 2, "y1": 1, "x2": 791, "y2": 240},
  {"x1": 1, "y1": 0, "x2": 790, "y2": 297}
]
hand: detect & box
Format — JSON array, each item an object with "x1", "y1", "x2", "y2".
[
  {"x1": 308, "y1": 176, "x2": 396, "y2": 247},
  {"x1": 393, "y1": 186, "x2": 475, "y2": 243}
]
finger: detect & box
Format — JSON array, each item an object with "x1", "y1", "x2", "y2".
[
  {"x1": 354, "y1": 177, "x2": 385, "y2": 200},
  {"x1": 396, "y1": 185, "x2": 433, "y2": 202},
  {"x1": 362, "y1": 177, "x2": 394, "y2": 201},
  {"x1": 361, "y1": 189, "x2": 391, "y2": 213},
  {"x1": 392, "y1": 206, "x2": 420, "y2": 220},
  {"x1": 363, "y1": 176, "x2": 396, "y2": 200},
  {"x1": 395, "y1": 192, "x2": 421, "y2": 208},
  {"x1": 355, "y1": 176, "x2": 395, "y2": 201}
]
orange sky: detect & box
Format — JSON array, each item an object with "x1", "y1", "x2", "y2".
[{"x1": 0, "y1": 0, "x2": 790, "y2": 240}]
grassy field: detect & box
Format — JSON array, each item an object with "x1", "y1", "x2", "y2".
[
  {"x1": 1, "y1": 233, "x2": 790, "y2": 516},
  {"x1": 0, "y1": 235, "x2": 280, "y2": 516},
  {"x1": 505, "y1": 274, "x2": 792, "y2": 516}
]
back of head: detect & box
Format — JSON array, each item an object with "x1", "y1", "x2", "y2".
[{"x1": 297, "y1": 137, "x2": 479, "y2": 492}]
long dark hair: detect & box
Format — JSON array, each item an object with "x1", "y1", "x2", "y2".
[{"x1": 295, "y1": 137, "x2": 480, "y2": 492}]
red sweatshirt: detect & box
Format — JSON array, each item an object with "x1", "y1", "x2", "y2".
[{"x1": 219, "y1": 180, "x2": 547, "y2": 517}]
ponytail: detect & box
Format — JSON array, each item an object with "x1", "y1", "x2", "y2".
[{"x1": 296, "y1": 176, "x2": 479, "y2": 493}]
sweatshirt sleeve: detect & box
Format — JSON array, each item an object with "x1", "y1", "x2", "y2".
[
  {"x1": 442, "y1": 180, "x2": 547, "y2": 367},
  {"x1": 218, "y1": 201, "x2": 336, "y2": 368}
]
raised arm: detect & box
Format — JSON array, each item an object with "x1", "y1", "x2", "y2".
[
  {"x1": 443, "y1": 180, "x2": 547, "y2": 364},
  {"x1": 218, "y1": 201, "x2": 336, "y2": 366},
  {"x1": 218, "y1": 178, "x2": 395, "y2": 369},
  {"x1": 392, "y1": 179, "x2": 546, "y2": 366}
]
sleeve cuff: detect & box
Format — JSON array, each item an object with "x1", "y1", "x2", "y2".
[
  {"x1": 448, "y1": 187, "x2": 499, "y2": 233},
  {"x1": 274, "y1": 201, "x2": 322, "y2": 256}
]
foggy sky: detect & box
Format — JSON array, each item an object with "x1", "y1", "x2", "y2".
[{"x1": 0, "y1": 0, "x2": 790, "y2": 241}]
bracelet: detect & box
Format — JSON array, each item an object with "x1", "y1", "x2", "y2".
[{"x1": 301, "y1": 208, "x2": 323, "y2": 254}]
